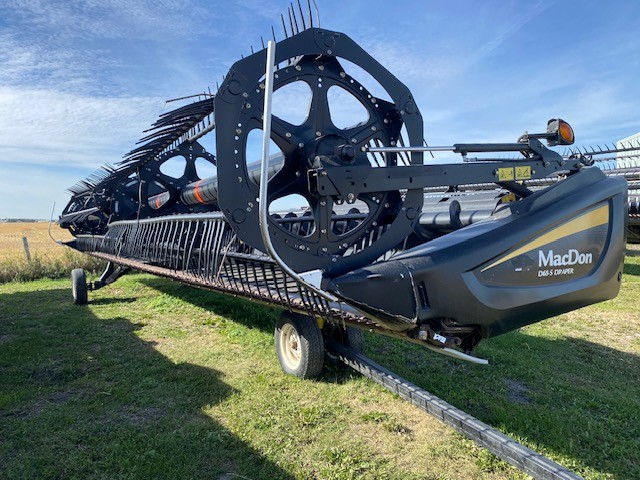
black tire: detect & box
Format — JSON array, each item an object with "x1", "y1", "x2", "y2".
[
  {"x1": 275, "y1": 311, "x2": 324, "y2": 379},
  {"x1": 71, "y1": 268, "x2": 88, "y2": 305},
  {"x1": 344, "y1": 327, "x2": 365, "y2": 354},
  {"x1": 323, "y1": 323, "x2": 365, "y2": 362}
]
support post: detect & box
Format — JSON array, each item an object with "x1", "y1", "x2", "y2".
[{"x1": 22, "y1": 237, "x2": 31, "y2": 261}]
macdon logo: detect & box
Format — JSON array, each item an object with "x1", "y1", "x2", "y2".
[{"x1": 538, "y1": 249, "x2": 593, "y2": 268}]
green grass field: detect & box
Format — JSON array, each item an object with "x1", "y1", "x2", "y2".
[{"x1": 1, "y1": 246, "x2": 638, "y2": 479}]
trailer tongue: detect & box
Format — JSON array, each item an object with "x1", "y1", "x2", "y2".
[{"x1": 59, "y1": 10, "x2": 632, "y2": 376}]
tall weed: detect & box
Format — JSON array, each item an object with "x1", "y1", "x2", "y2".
[{"x1": 0, "y1": 249, "x2": 105, "y2": 283}]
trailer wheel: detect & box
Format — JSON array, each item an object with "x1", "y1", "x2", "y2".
[
  {"x1": 275, "y1": 311, "x2": 324, "y2": 379},
  {"x1": 71, "y1": 268, "x2": 88, "y2": 305},
  {"x1": 324, "y1": 323, "x2": 365, "y2": 362}
]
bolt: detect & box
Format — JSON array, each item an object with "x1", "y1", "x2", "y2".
[
  {"x1": 322, "y1": 247, "x2": 328, "y2": 253},
  {"x1": 320, "y1": 200, "x2": 326, "y2": 206},
  {"x1": 340, "y1": 72, "x2": 346, "y2": 78},
  {"x1": 245, "y1": 103, "x2": 251, "y2": 109},
  {"x1": 285, "y1": 132, "x2": 291, "y2": 138},
  {"x1": 298, "y1": 142, "x2": 304, "y2": 148},
  {"x1": 347, "y1": 193, "x2": 355, "y2": 202},
  {"x1": 242, "y1": 92, "x2": 248, "y2": 98},
  {"x1": 298, "y1": 245, "x2": 305, "y2": 250},
  {"x1": 295, "y1": 65, "x2": 302, "y2": 71},
  {"x1": 236, "y1": 128, "x2": 242, "y2": 134},
  {"x1": 351, "y1": 138, "x2": 357, "y2": 143},
  {"x1": 321, "y1": 228, "x2": 327, "y2": 234},
  {"x1": 318, "y1": 65, "x2": 325, "y2": 71},
  {"x1": 316, "y1": 131, "x2": 322, "y2": 137}
]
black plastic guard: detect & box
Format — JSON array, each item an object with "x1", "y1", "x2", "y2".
[{"x1": 326, "y1": 167, "x2": 627, "y2": 338}]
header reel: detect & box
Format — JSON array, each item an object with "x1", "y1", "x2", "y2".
[{"x1": 215, "y1": 28, "x2": 425, "y2": 276}]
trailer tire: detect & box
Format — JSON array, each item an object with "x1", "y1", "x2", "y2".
[
  {"x1": 71, "y1": 268, "x2": 88, "y2": 305},
  {"x1": 275, "y1": 311, "x2": 324, "y2": 379},
  {"x1": 344, "y1": 327, "x2": 365, "y2": 354},
  {"x1": 324, "y1": 324, "x2": 365, "y2": 363}
]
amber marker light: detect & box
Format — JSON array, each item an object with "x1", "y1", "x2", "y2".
[{"x1": 546, "y1": 118, "x2": 575, "y2": 146}]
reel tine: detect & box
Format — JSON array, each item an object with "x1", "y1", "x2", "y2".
[
  {"x1": 398, "y1": 135, "x2": 409, "y2": 165},
  {"x1": 281, "y1": 13, "x2": 289, "y2": 39},
  {"x1": 288, "y1": 5, "x2": 295, "y2": 35},
  {"x1": 374, "y1": 138, "x2": 385, "y2": 166},
  {"x1": 423, "y1": 138, "x2": 435, "y2": 159},
  {"x1": 297, "y1": 0, "x2": 306, "y2": 30},
  {"x1": 307, "y1": 0, "x2": 313, "y2": 28},
  {"x1": 311, "y1": 0, "x2": 320, "y2": 27},
  {"x1": 290, "y1": 3, "x2": 300, "y2": 34}
]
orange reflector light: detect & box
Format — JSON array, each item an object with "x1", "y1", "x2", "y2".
[
  {"x1": 546, "y1": 118, "x2": 575, "y2": 146},
  {"x1": 559, "y1": 121, "x2": 574, "y2": 144}
]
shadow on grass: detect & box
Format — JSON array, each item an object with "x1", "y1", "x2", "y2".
[
  {"x1": 138, "y1": 277, "x2": 363, "y2": 385},
  {"x1": 89, "y1": 296, "x2": 138, "y2": 305},
  {"x1": 623, "y1": 261, "x2": 640, "y2": 275},
  {"x1": 365, "y1": 330, "x2": 640, "y2": 479},
  {"x1": 624, "y1": 247, "x2": 640, "y2": 257},
  {"x1": 140, "y1": 276, "x2": 281, "y2": 334},
  {"x1": 119, "y1": 275, "x2": 640, "y2": 477},
  {"x1": 0, "y1": 287, "x2": 294, "y2": 480}
]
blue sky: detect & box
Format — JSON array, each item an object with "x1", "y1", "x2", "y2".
[{"x1": 1, "y1": 0, "x2": 639, "y2": 218}]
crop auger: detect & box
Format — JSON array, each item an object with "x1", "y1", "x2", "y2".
[{"x1": 59, "y1": 5, "x2": 636, "y2": 377}]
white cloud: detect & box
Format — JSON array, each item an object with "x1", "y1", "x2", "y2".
[
  {"x1": 0, "y1": 87, "x2": 164, "y2": 168},
  {"x1": 1, "y1": 0, "x2": 218, "y2": 41}
]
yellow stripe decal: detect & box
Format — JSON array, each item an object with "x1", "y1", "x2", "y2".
[{"x1": 480, "y1": 204, "x2": 609, "y2": 272}]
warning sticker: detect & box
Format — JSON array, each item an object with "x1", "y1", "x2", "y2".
[
  {"x1": 497, "y1": 167, "x2": 515, "y2": 181},
  {"x1": 515, "y1": 166, "x2": 532, "y2": 180}
]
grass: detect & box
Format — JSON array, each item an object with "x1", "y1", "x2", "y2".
[
  {"x1": 0, "y1": 224, "x2": 638, "y2": 479},
  {"x1": 0, "y1": 275, "x2": 523, "y2": 480},
  {"x1": 0, "y1": 222, "x2": 105, "y2": 283}
]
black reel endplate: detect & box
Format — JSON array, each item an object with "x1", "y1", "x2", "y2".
[{"x1": 215, "y1": 28, "x2": 424, "y2": 276}]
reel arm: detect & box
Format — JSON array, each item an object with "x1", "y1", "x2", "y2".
[{"x1": 312, "y1": 138, "x2": 585, "y2": 198}]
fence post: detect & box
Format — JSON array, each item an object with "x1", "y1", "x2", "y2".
[{"x1": 22, "y1": 236, "x2": 31, "y2": 261}]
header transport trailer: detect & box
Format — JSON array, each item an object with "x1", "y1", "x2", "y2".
[{"x1": 59, "y1": 5, "x2": 637, "y2": 378}]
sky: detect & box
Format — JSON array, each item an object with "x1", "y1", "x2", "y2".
[{"x1": 1, "y1": 0, "x2": 639, "y2": 219}]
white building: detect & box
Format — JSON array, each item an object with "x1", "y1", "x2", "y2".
[{"x1": 616, "y1": 132, "x2": 640, "y2": 168}]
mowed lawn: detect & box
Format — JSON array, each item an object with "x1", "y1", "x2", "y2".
[{"x1": 0, "y1": 237, "x2": 638, "y2": 478}]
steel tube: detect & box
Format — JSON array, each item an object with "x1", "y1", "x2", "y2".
[{"x1": 257, "y1": 40, "x2": 336, "y2": 303}]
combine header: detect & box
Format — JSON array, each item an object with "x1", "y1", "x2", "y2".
[{"x1": 60, "y1": 5, "x2": 636, "y2": 377}]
